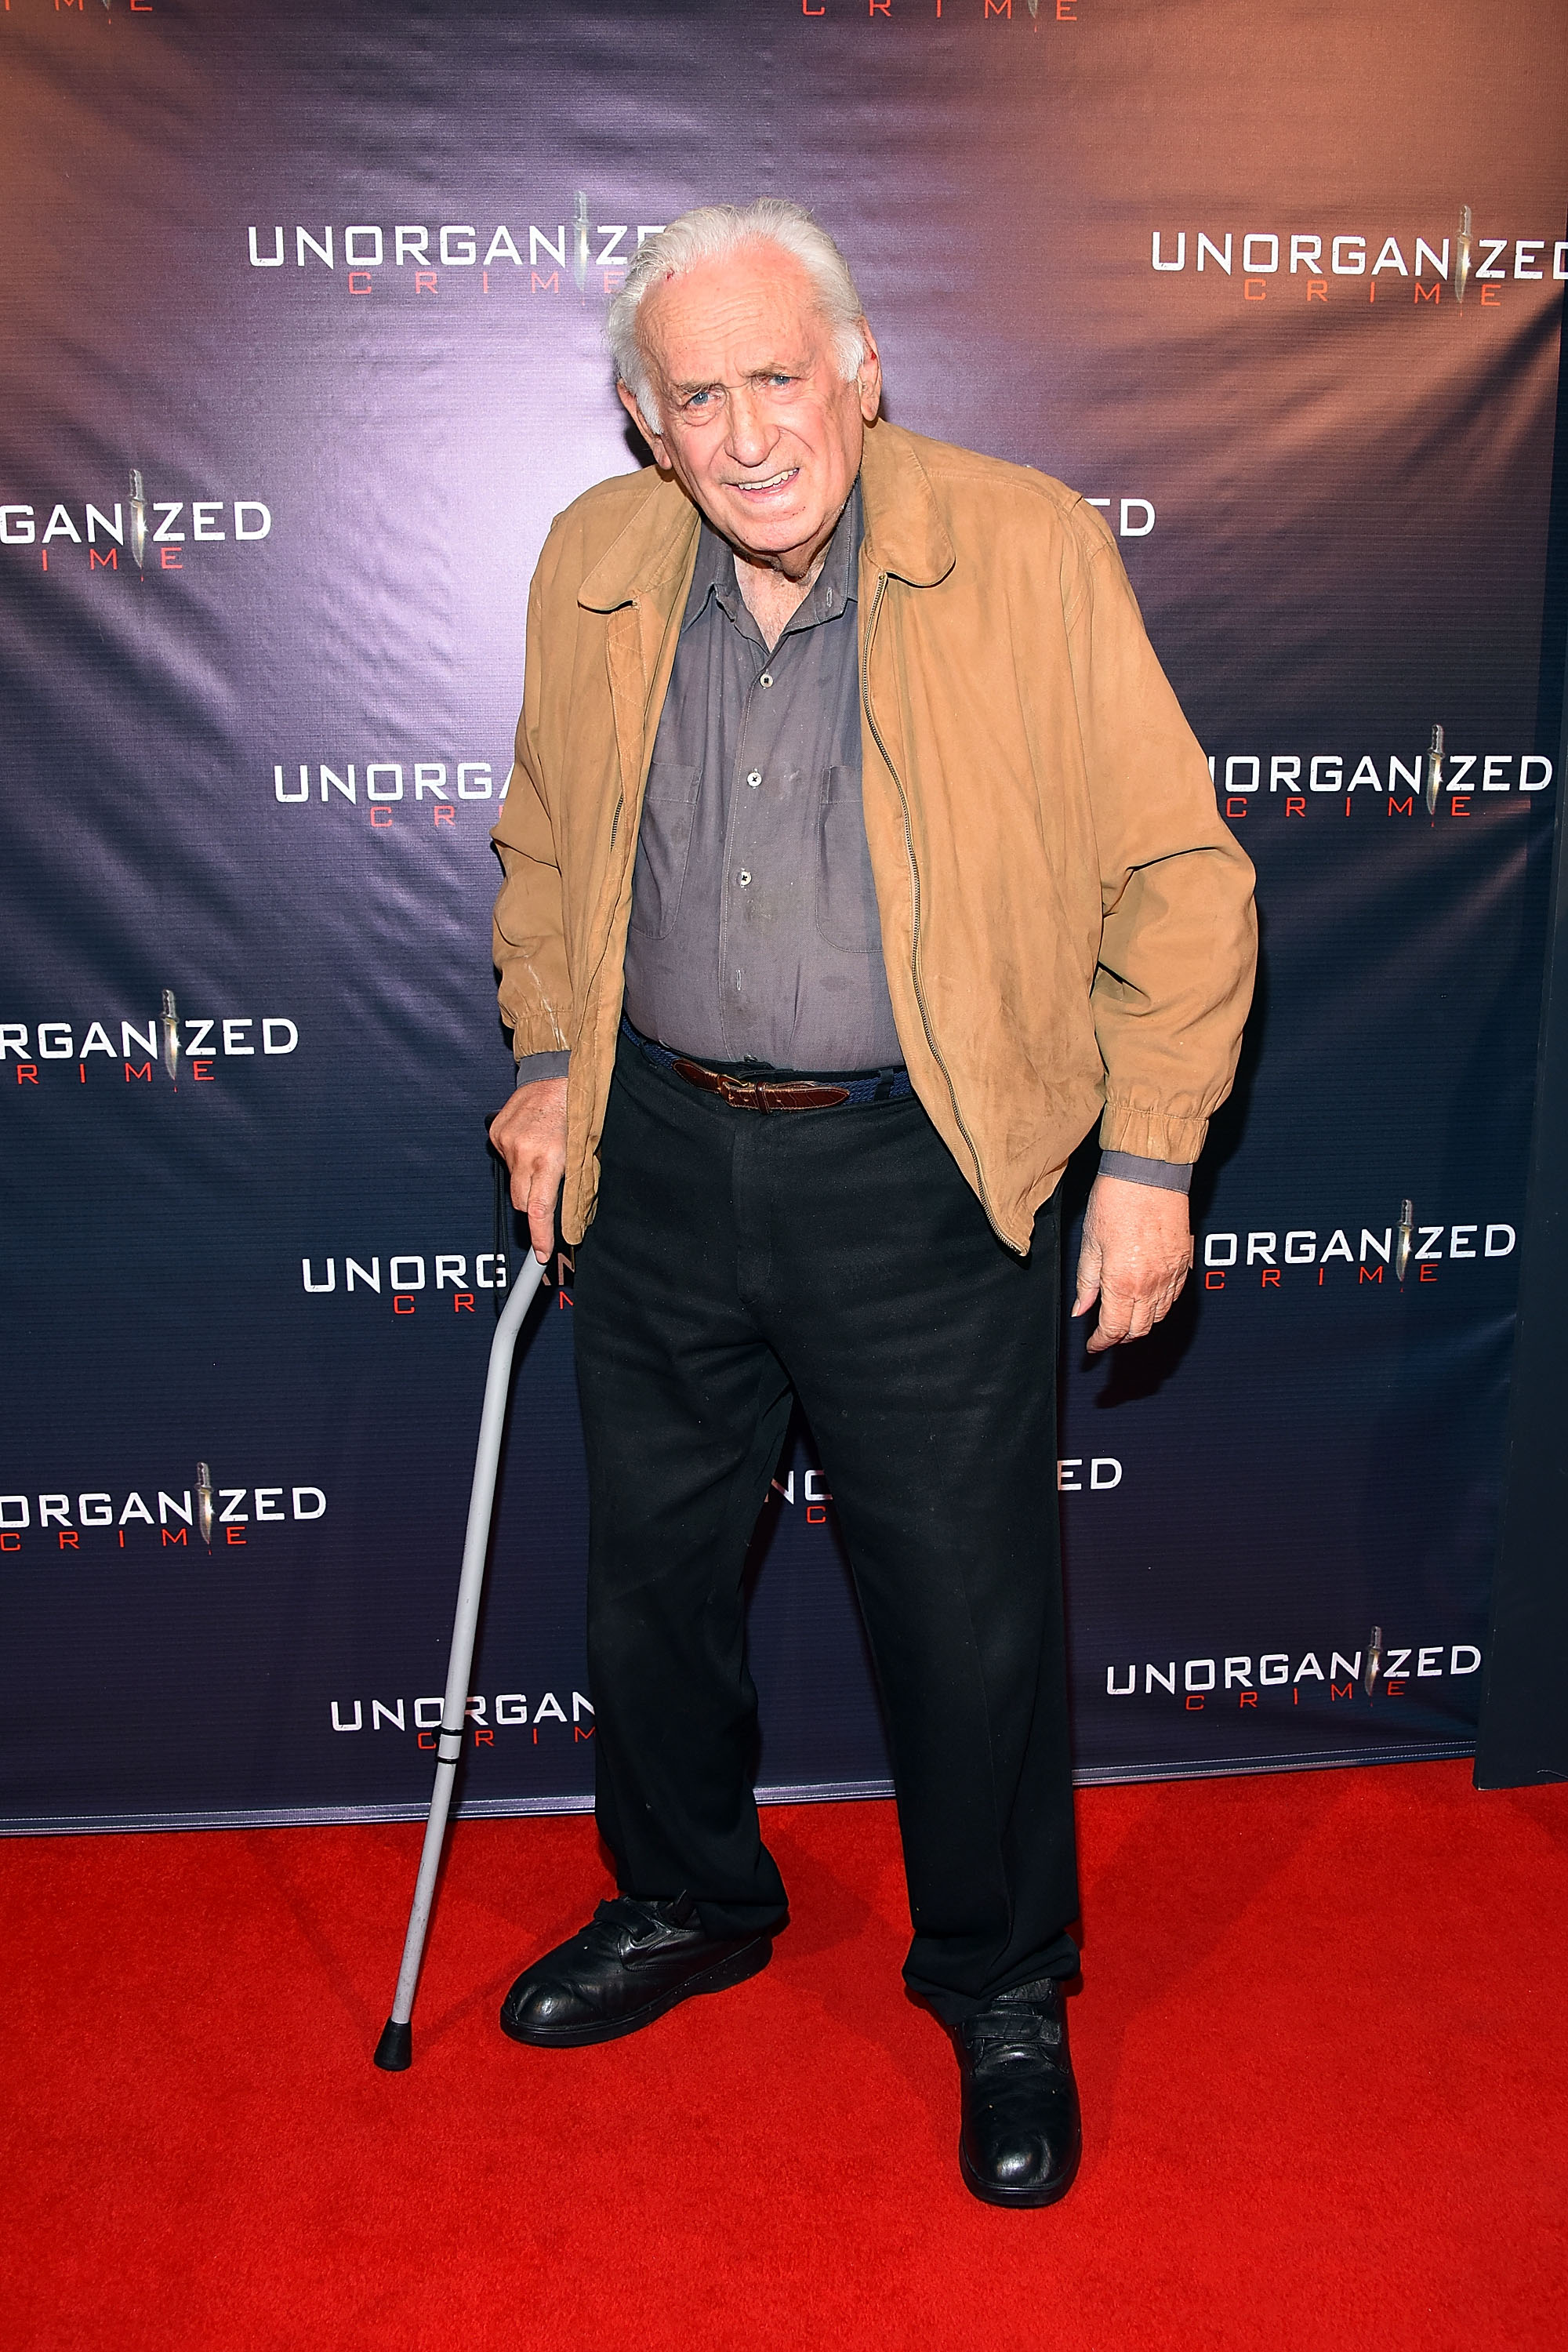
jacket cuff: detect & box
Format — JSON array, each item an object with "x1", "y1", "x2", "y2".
[
  {"x1": 1098, "y1": 1150, "x2": 1192, "y2": 1195},
  {"x1": 1098, "y1": 1102, "x2": 1210, "y2": 1163},
  {"x1": 514, "y1": 1049, "x2": 571, "y2": 1088}
]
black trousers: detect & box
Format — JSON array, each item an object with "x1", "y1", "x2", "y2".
[{"x1": 572, "y1": 1029, "x2": 1080, "y2": 2023}]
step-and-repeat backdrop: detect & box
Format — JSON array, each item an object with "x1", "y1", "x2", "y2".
[{"x1": 2, "y1": 1, "x2": 1564, "y2": 1831}]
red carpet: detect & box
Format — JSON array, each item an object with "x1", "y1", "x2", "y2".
[{"x1": 5, "y1": 1762, "x2": 1566, "y2": 2350}]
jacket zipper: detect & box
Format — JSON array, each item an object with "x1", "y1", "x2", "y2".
[
  {"x1": 582, "y1": 601, "x2": 640, "y2": 1015},
  {"x1": 861, "y1": 571, "x2": 1018, "y2": 1251}
]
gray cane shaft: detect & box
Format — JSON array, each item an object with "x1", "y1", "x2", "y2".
[
  {"x1": 390, "y1": 1759, "x2": 459, "y2": 2022},
  {"x1": 437, "y1": 1257, "x2": 545, "y2": 1733},
  {"x1": 388, "y1": 1254, "x2": 545, "y2": 2027}
]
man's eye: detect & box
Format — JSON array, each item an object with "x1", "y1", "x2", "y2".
[{"x1": 685, "y1": 389, "x2": 717, "y2": 410}]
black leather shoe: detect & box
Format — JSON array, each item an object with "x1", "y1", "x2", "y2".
[
  {"x1": 954, "y1": 1977, "x2": 1082, "y2": 2209},
  {"x1": 499, "y1": 1894, "x2": 774, "y2": 2049}
]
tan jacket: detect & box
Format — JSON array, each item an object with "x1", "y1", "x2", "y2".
[{"x1": 492, "y1": 419, "x2": 1256, "y2": 1252}]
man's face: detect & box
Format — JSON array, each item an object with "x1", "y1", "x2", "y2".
[{"x1": 621, "y1": 244, "x2": 881, "y2": 579}]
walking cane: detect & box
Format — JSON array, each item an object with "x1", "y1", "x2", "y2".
[{"x1": 373, "y1": 1248, "x2": 546, "y2": 2070}]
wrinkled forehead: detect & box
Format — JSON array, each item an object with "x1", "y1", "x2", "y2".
[{"x1": 636, "y1": 246, "x2": 831, "y2": 383}]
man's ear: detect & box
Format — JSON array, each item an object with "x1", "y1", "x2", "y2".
[
  {"x1": 617, "y1": 379, "x2": 668, "y2": 466},
  {"x1": 855, "y1": 321, "x2": 883, "y2": 423}
]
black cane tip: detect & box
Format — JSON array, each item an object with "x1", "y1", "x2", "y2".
[{"x1": 374, "y1": 2017, "x2": 413, "y2": 2071}]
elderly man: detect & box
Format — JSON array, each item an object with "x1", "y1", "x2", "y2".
[{"x1": 488, "y1": 200, "x2": 1254, "y2": 2208}]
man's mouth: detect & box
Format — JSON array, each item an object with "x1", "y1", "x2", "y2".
[{"x1": 728, "y1": 468, "x2": 800, "y2": 495}]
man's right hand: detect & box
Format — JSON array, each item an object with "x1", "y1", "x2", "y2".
[{"x1": 488, "y1": 1076, "x2": 568, "y2": 1264}]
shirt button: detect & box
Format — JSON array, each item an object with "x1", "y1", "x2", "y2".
[
  {"x1": 746, "y1": 770, "x2": 761, "y2": 789},
  {"x1": 738, "y1": 869, "x2": 752, "y2": 887},
  {"x1": 759, "y1": 673, "x2": 773, "y2": 688}
]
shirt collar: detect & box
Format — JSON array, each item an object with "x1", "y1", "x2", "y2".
[{"x1": 682, "y1": 480, "x2": 863, "y2": 638}]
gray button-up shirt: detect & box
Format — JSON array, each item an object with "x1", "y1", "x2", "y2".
[{"x1": 620, "y1": 485, "x2": 901, "y2": 1072}]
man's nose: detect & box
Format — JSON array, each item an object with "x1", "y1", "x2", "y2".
[{"x1": 725, "y1": 387, "x2": 775, "y2": 469}]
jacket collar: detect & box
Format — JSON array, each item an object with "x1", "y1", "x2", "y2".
[
  {"x1": 578, "y1": 472, "x2": 701, "y2": 614},
  {"x1": 574, "y1": 418, "x2": 953, "y2": 614},
  {"x1": 858, "y1": 419, "x2": 955, "y2": 586}
]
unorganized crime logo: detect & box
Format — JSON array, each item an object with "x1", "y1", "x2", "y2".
[
  {"x1": 271, "y1": 753, "x2": 503, "y2": 834},
  {"x1": 1148, "y1": 219, "x2": 1567, "y2": 310},
  {"x1": 1207, "y1": 745, "x2": 1552, "y2": 826},
  {"x1": 1, "y1": 475, "x2": 273, "y2": 576},
  {"x1": 4, "y1": 996, "x2": 300, "y2": 1090},
  {"x1": 2, "y1": 1477, "x2": 327, "y2": 1555},
  {"x1": 325, "y1": 1686, "x2": 596, "y2": 1751},
  {"x1": 1104, "y1": 1637, "x2": 1482, "y2": 1711},
  {"x1": 1198, "y1": 1209, "x2": 1515, "y2": 1296},
  {"x1": 245, "y1": 202, "x2": 666, "y2": 303}
]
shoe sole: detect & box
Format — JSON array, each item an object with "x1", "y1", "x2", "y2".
[
  {"x1": 499, "y1": 1933, "x2": 773, "y2": 2049},
  {"x1": 957, "y1": 2138, "x2": 1081, "y2": 2210}
]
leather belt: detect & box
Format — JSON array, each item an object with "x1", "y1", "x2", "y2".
[
  {"x1": 623, "y1": 1018, "x2": 912, "y2": 1112},
  {"x1": 673, "y1": 1061, "x2": 851, "y2": 1113}
]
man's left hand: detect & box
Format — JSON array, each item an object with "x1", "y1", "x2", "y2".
[{"x1": 1072, "y1": 1174, "x2": 1194, "y2": 1354}]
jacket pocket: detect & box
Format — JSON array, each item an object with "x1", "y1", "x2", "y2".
[
  {"x1": 627, "y1": 764, "x2": 701, "y2": 940},
  {"x1": 814, "y1": 766, "x2": 882, "y2": 956}
]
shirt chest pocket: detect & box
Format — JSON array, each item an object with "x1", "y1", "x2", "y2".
[
  {"x1": 628, "y1": 764, "x2": 701, "y2": 940},
  {"x1": 814, "y1": 766, "x2": 883, "y2": 956}
]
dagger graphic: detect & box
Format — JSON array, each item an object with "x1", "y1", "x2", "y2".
[
  {"x1": 1396, "y1": 1199, "x2": 1415, "y2": 1283},
  {"x1": 128, "y1": 468, "x2": 148, "y2": 571},
  {"x1": 1454, "y1": 204, "x2": 1473, "y2": 307},
  {"x1": 1425, "y1": 723, "x2": 1444, "y2": 816},
  {"x1": 1364, "y1": 1625, "x2": 1383, "y2": 1697},
  {"x1": 197, "y1": 1462, "x2": 214, "y2": 1549},
  {"x1": 161, "y1": 988, "x2": 180, "y2": 1080},
  {"x1": 572, "y1": 190, "x2": 590, "y2": 292}
]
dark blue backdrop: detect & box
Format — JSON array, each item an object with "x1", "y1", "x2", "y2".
[{"x1": 2, "y1": 0, "x2": 1565, "y2": 1831}]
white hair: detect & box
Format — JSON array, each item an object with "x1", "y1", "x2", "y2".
[{"x1": 607, "y1": 200, "x2": 869, "y2": 435}]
